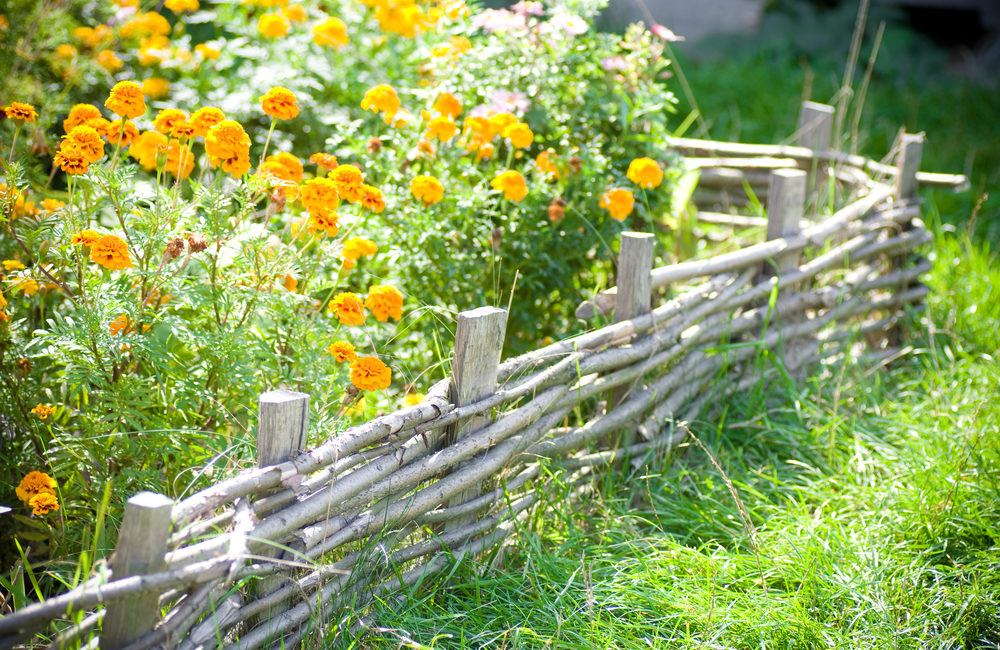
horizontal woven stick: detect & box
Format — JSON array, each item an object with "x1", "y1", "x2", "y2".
[
  {"x1": 684, "y1": 156, "x2": 800, "y2": 170},
  {"x1": 696, "y1": 212, "x2": 768, "y2": 228}
]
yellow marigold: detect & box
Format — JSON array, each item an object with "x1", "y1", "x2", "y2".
[
  {"x1": 365, "y1": 285, "x2": 402, "y2": 322},
  {"x1": 109, "y1": 313, "x2": 133, "y2": 336},
  {"x1": 56, "y1": 44, "x2": 78, "y2": 59},
  {"x1": 165, "y1": 0, "x2": 199, "y2": 12},
  {"x1": 260, "y1": 87, "x2": 299, "y2": 121},
  {"x1": 626, "y1": 157, "x2": 663, "y2": 189},
  {"x1": 410, "y1": 175, "x2": 443, "y2": 206},
  {"x1": 350, "y1": 356, "x2": 391, "y2": 391},
  {"x1": 4, "y1": 102, "x2": 38, "y2": 123},
  {"x1": 264, "y1": 152, "x2": 303, "y2": 183},
  {"x1": 341, "y1": 237, "x2": 378, "y2": 261},
  {"x1": 105, "y1": 81, "x2": 146, "y2": 119},
  {"x1": 300, "y1": 177, "x2": 340, "y2": 213},
  {"x1": 258, "y1": 13, "x2": 290, "y2": 38},
  {"x1": 65, "y1": 126, "x2": 105, "y2": 163},
  {"x1": 142, "y1": 77, "x2": 170, "y2": 100},
  {"x1": 503, "y1": 122, "x2": 533, "y2": 149},
  {"x1": 361, "y1": 84, "x2": 400, "y2": 120},
  {"x1": 489, "y1": 112, "x2": 518, "y2": 133},
  {"x1": 310, "y1": 152, "x2": 338, "y2": 171},
  {"x1": 96, "y1": 49, "x2": 122, "y2": 72},
  {"x1": 359, "y1": 185, "x2": 384, "y2": 213},
  {"x1": 206, "y1": 120, "x2": 251, "y2": 176},
  {"x1": 313, "y1": 16, "x2": 348, "y2": 47},
  {"x1": 329, "y1": 292, "x2": 365, "y2": 326},
  {"x1": 53, "y1": 144, "x2": 90, "y2": 175},
  {"x1": 330, "y1": 164, "x2": 364, "y2": 202},
  {"x1": 29, "y1": 492, "x2": 60, "y2": 516},
  {"x1": 153, "y1": 108, "x2": 186, "y2": 135},
  {"x1": 433, "y1": 92, "x2": 462, "y2": 118},
  {"x1": 64, "y1": 104, "x2": 102, "y2": 133},
  {"x1": 90, "y1": 234, "x2": 132, "y2": 270},
  {"x1": 3, "y1": 259, "x2": 25, "y2": 271},
  {"x1": 189, "y1": 106, "x2": 225, "y2": 138},
  {"x1": 475, "y1": 142, "x2": 495, "y2": 163},
  {"x1": 107, "y1": 119, "x2": 139, "y2": 146},
  {"x1": 170, "y1": 119, "x2": 196, "y2": 140},
  {"x1": 84, "y1": 116, "x2": 112, "y2": 139},
  {"x1": 404, "y1": 392, "x2": 424, "y2": 407},
  {"x1": 282, "y1": 273, "x2": 297, "y2": 292},
  {"x1": 425, "y1": 116, "x2": 457, "y2": 142},
  {"x1": 307, "y1": 209, "x2": 339, "y2": 236},
  {"x1": 71, "y1": 229, "x2": 101, "y2": 246},
  {"x1": 600, "y1": 187, "x2": 634, "y2": 221},
  {"x1": 326, "y1": 340, "x2": 357, "y2": 363},
  {"x1": 16, "y1": 471, "x2": 57, "y2": 504},
  {"x1": 194, "y1": 43, "x2": 220, "y2": 59},
  {"x1": 163, "y1": 139, "x2": 195, "y2": 178},
  {"x1": 535, "y1": 150, "x2": 560, "y2": 179},
  {"x1": 42, "y1": 198, "x2": 66, "y2": 213},
  {"x1": 128, "y1": 130, "x2": 167, "y2": 170},
  {"x1": 463, "y1": 115, "x2": 498, "y2": 143},
  {"x1": 283, "y1": 4, "x2": 307, "y2": 21},
  {"x1": 15, "y1": 278, "x2": 39, "y2": 296},
  {"x1": 491, "y1": 170, "x2": 527, "y2": 202}
]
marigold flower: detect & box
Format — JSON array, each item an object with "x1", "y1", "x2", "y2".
[
  {"x1": 53, "y1": 144, "x2": 90, "y2": 175},
  {"x1": 264, "y1": 152, "x2": 304, "y2": 183},
  {"x1": 90, "y1": 234, "x2": 132, "y2": 270},
  {"x1": 15, "y1": 278, "x2": 39, "y2": 296},
  {"x1": 4, "y1": 102, "x2": 38, "y2": 123},
  {"x1": 329, "y1": 292, "x2": 365, "y2": 326},
  {"x1": 153, "y1": 108, "x2": 186, "y2": 135},
  {"x1": 341, "y1": 238, "x2": 378, "y2": 262},
  {"x1": 313, "y1": 16, "x2": 348, "y2": 47},
  {"x1": 535, "y1": 150, "x2": 560, "y2": 179},
  {"x1": 310, "y1": 152, "x2": 338, "y2": 171},
  {"x1": 84, "y1": 116, "x2": 112, "y2": 139},
  {"x1": 109, "y1": 313, "x2": 133, "y2": 336},
  {"x1": 258, "y1": 13, "x2": 290, "y2": 38},
  {"x1": 433, "y1": 92, "x2": 462, "y2": 118},
  {"x1": 600, "y1": 187, "x2": 634, "y2": 221},
  {"x1": 410, "y1": 175, "x2": 444, "y2": 206},
  {"x1": 194, "y1": 43, "x2": 220, "y2": 59},
  {"x1": 326, "y1": 340, "x2": 357, "y2": 363},
  {"x1": 404, "y1": 392, "x2": 424, "y2": 407},
  {"x1": 16, "y1": 471, "x2": 57, "y2": 504},
  {"x1": 65, "y1": 126, "x2": 105, "y2": 163},
  {"x1": 56, "y1": 44, "x2": 78, "y2": 59},
  {"x1": 206, "y1": 120, "x2": 251, "y2": 176},
  {"x1": 189, "y1": 106, "x2": 225, "y2": 138},
  {"x1": 360, "y1": 185, "x2": 385, "y2": 213},
  {"x1": 491, "y1": 170, "x2": 527, "y2": 202},
  {"x1": 627, "y1": 157, "x2": 663, "y2": 189},
  {"x1": 475, "y1": 142, "x2": 495, "y2": 163},
  {"x1": 42, "y1": 198, "x2": 66, "y2": 213},
  {"x1": 96, "y1": 49, "x2": 123, "y2": 72},
  {"x1": 260, "y1": 87, "x2": 299, "y2": 121},
  {"x1": 105, "y1": 81, "x2": 146, "y2": 119},
  {"x1": 330, "y1": 165, "x2": 364, "y2": 202},
  {"x1": 365, "y1": 285, "x2": 403, "y2": 322},
  {"x1": 29, "y1": 492, "x2": 60, "y2": 516},
  {"x1": 283, "y1": 4, "x2": 307, "y2": 21},
  {"x1": 350, "y1": 356, "x2": 391, "y2": 391},
  {"x1": 301, "y1": 177, "x2": 340, "y2": 213},
  {"x1": 282, "y1": 273, "x2": 297, "y2": 292},
  {"x1": 489, "y1": 112, "x2": 518, "y2": 133},
  {"x1": 463, "y1": 116, "x2": 498, "y2": 142},
  {"x1": 142, "y1": 77, "x2": 171, "y2": 100},
  {"x1": 64, "y1": 104, "x2": 103, "y2": 133},
  {"x1": 165, "y1": 0, "x2": 199, "y2": 12},
  {"x1": 307, "y1": 209, "x2": 340, "y2": 236},
  {"x1": 361, "y1": 84, "x2": 400, "y2": 120},
  {"x1": 3, "y1": 259, "x2": 25, "y2": 272},
  {"x1": 425, "y1": 116, "x2": 457, "y2": 142},
  {"x1": 71, "y1": 229, "x2": 102, "y2": 246},
  {"x1": 0, "y1": 292, "x2": 6, "y2": 312},
  {"x1": 129, "y1": 130, "x2": 168, "y2": 170},
  {"x1": 503, "y1": 122, "x2": 533, "y2": 149}
]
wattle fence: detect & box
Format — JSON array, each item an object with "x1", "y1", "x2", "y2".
[{"x1": 0, "y1": 102, "x2": 966, "y2": 649}]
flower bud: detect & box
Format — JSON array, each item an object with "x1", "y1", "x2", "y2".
[
  {"x1": 187, "y1": 232, "x2": 208, "y2": 253},
  {"x1": 164, "y1": 237, "x2": 185, "y2": 261}
]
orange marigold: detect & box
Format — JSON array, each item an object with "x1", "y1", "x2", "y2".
[
  {"x1": 4, "y1": 102, "x2": 38, "y2": 123},
  {"x1": 313, "y1": 17, "x2": 348, "y2": 47},
  {"x1": 142, "y1": 77, "x2": 171, "y2": 100},
  {"x1": 16, "y1": 471, "x2": 57, "y2": 504},
  {"x1": 153, "y1": 108, "x2": 187, "y2": 135},
  {"x1": 365, "y1": 285, "x2": 402, "y2": 322},
  {"x1": 329, "y1": 292, "x2": 365, "y2": 326},
  {"x1": 84, "y1": 116, "x2": 112, "y2": 139},
  {"x1": 96, "y1": 49, "x2": 122, "y2": 72},
  {"x1": 359, "y1": 184, "x2": 384, "y2": 213},
  {"x1": 63, "y1": 104, "x2": 102, "y2": 133},
  {"x1": 341, "y1": 237, "x2": 378, "y2": 261},
  {"x1": 265, "y1": 152, "x2": 304, "y2": 183},
  {"x1": 626, "y1": 157, "x2": 663, "y2": 189},
  {"x1": 535, "y1": 150, "x2": 560, "y2": 179},
  {"x1": 600, "y1": 188, "x2": 634, "y2": 221},
  {"x1": 29, "y1": 404, "x2": 56, "y2": 420},
  {"x1": 433, "y1": 92, "x2": 462, "y2": 118},
  {"x1": 189, "y1": 107, "x2": 225, "y2": 138},
  {"x1": 105, "y1": 81, "x2": 146, "y2": 119},
  {"x1": 425, "y1": 116, "x2": 457, "y2": 142},
  {"x1": 53, "y1": 144, "x2": 90, "y2": 175},
  {"x1": 330, "y1": 165, "x2": 364, "y2": 202},
  {"x1": 503, "y1": 122, "x2": 533, "y2": 149},
  {"x1": 258, "y1": 13, "x2": 289, "y2": 38},
  {"x1": 260, "y1": 87, "x2": 299, "y2": 121},
  {"x1": 90, "y1": 234, "x2": 132, "y2": 270},
  {"x1": 326, "y1": 340, "x2": 357, "y2": 363},
  {"x1": 310, "y1": 152, "x2": 338, "y2": 171},
  {"x1": 71, "y1": 229, "x2": 101, "y2": 246},
  {"x1": 29, "y1": 492, "x2": 60, "y2": 516},
  {"x1": 205, "y1": 120, "x2": 251, "y2": 176},
  {"x1": 65, "y1": 126, "x2": 105, "y2": 163},
  {"x1": 350, "y1": 356, "x2": 391, "y2": 391},
  {"x1": 300, "y1": 177, "x2": 340, "y2": 213},
  {"x1": 307, "y1": 209, "x2": 340, "y2": 237},
  {"x1": 410, "y1": 175, "x2": 443, "y2": 206},
  {"x1": 129, "y1": 130, "x2": 168, "y2": 170},
  {"x1": 283, "y1": 4, "x2": 307, "y2": 22},
  {"x1": 106, "y1": 119, "x2": 139, "y2": 146},
  {"x1": 361, "y1": 84, "x2": 400, "y2": 120},
  {"x1": 491, "y1": 170, "x2": 527, "y2": 202}
]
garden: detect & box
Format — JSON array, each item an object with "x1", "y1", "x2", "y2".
[{"x1": 0, "y1": 0, "x2": 998, "y2": 646}]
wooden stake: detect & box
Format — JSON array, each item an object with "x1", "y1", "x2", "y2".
[
  {"x1": 894, "y1": 132, "x2": 924, "y2": 202},
  {"x1": 796, "y1": 101, "x2": 835, "y2": 152},
  {"x1": 102, "y1": 492, "x2": 173, "y2": 649},
  {"x1": 766, "y1": 169, "x2": 807, "y2": 276},
  {"x1": 445, "y1": 306, "x2": 508, "y2": 531},
  {"x1": 257, "y1": 389, "x2": 310, "y2": 468}
]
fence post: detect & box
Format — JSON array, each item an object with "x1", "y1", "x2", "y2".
[
  {"x1": 257, "y1": 389, "x2": 310, "y2": 467},
  {"x1": 445, "y1": 306, "x2": 507, "y2": 531},
  {"x1": 766, "y1": 169, "x2": 807, "y2": 277},
  {"x1": 796, "y1": 101, "x2": 835, "y2": 212},
  {"x1": 610, "y1": 232, "x2": 655, "y2": 449},
  {"x1": 102, "y1": 491, "x2": 173, "y2": 649},
  {"x1": 894, "y1": 132, "x2": 924, "y2": 202}
]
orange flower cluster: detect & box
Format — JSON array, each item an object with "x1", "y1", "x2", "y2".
[
  {"x1": 313, "y1": 17, "x2": 349, "y2": 47},
  {"x1": 410, "y1": 175, "x2": 444, "y2": 206},
  {"x1": 16, "y1": 470, "x2": 60, "y2": 515},
  {"x1": 105, "y1": 81, "x2": 147, "y2": 119},
  {"x1": 461, "y1": 111, "x2": 533, "y2": 161},
  {"x1": 365, "y1": 285, "x2": 403, "y2": 322},
  {"x1": 600, "y1": 188, "x2": 634, "y2": 221},
  {"x1": 349, "y1": 356, "x2": 391, "y2": 391},
  {"x1": 260, "y1": 87, "x2": 299, "y2": 121},
  {"x1": 4, "y1": 102, "x2": 38, "y2": 122},
  {"x1": 626, "y1": 157, "x2": 663, "y2": 189},
  {"x1": 329, "y1": 292, "x2": 365, "y2": 325},
  {"x1": 90, "y1": 234, "x2": 132, "y2": 271},
  {"x1": 491, "y1": 170, "x2": 528, "y2": 202},
  {"x1": 30, "y1": 404, "x2": 56, "y2": 420},
  {"x1": 326, "y1": 340, "x2": 357, "y2": 363},
  {"x1": 205, "y1": 120, "x2": 251, "y2": 176}
]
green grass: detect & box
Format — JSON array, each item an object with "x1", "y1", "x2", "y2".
[{"x1": 334, "y1": 228, "x2": 999, "y2": 648}]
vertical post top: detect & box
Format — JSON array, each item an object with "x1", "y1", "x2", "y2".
[
  {"x1": 772, "y1": 168, "x2": 808, "y2": 181},
  {"x1": 125, "y1": 491, "x2": 174, "y2": 511},
  {"x1": 801, "y1": 101, "x2": 835, "y2": 115},
  {"x1": 457, "y1": 305, "x2": 507, "y2": 323},
  {"x1": 259, "y1": 389, "x2": 310, "y2": 405}
]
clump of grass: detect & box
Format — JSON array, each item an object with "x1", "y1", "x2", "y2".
[{"x1": 340, "y1": 226, "x2": 999, "y2": 648}]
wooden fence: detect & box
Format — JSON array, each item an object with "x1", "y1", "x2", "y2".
[{"x1": 0, "y1": 102, "x2": 966, "y2": 649}]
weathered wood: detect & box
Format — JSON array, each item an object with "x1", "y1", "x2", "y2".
[
  {"x1": 894, "y1": 132, "x2": 924, "y2": 201},
  {"x1": 446, "y1": 306, "x2": 508, "y2": 531},
  {"x1": 102, "y1": 492, "x2": 174, "y2": 649},
  {"x1": 766, "y1": 169, "x2": 807, "y2": 275},
  {"x1": 796, "y1": 102, "x2": 835, "y2": 152},
  {"x1": 256, "y1": 389, "x2": 310, "y2": 468}
]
